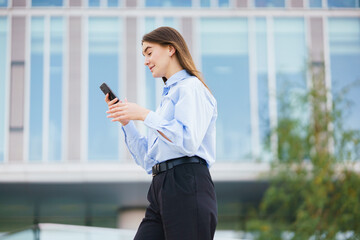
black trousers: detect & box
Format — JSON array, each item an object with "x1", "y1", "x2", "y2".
[{"x1": 134, "y1": 161, "x2": 218, "y2": 240}]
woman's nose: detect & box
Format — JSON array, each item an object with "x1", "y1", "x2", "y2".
[{"x1": 144, "y1": 57, "x2": 149, "y2": 66}]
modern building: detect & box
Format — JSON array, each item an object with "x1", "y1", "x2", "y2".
[{"x1": 0, "y1": 0, "x2": 359, "y2": 233}]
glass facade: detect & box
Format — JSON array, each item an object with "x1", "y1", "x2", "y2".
[
  {"x1": 328, "y1": 18, "x2": 360, "y2": 131},
  {"x1": 255, "y1": 18, "x2": 270, "y2": 157},
  {"x1": 13, "y1": 0, "x2": 360, "y2": 8},
  {"x1": 88, "y1": 17, "x2": 122, "y2": 161},
  {"x1": 0, "y1": 0, "x2": 7, "y2": 7},
  {"x1": 274, "y1": 18, "x2": 307, "y2": 120},
  {"x1": 144, "y1": 17, "x2": 157, "y2": 112},
  {"x1": 146, "y1": 0, "x2": 192, "y2": 7},
  {"x1": 200, "y1": 0, "x2": 229, "y2": 7},
  {"x1": 0, "y1": 17, "x2": 6, "y2": 162},
  {"x1": 108, "y1": 0, "x2": 120, "y2": 7},
  {"x1": 309, "y1": 0, "x2": 322, "y2": 8},
  {"x1": 200, "y1": 18, "x2": 251, "y2": 161},
  {"x1": 29, "y1": 17, "x2": 45, "y2": 162},
  {"x1": 89, "y1": 0, "x2": 120, "y2": 7},
  {"x1": 48, "y1": 17, "x2": 64, "y2": 162},
  {"x1": 29, "y1": 17, "x2": 64, "y2": 162},
  {"x1": 32, "y1": 0, "x2": 63, "y2": 7},
  {"x1": 328, "y1": 0, "x2": 359, "y2": 8},
  {"x1": 88, "y1": 0, "x2": 100, "y2": 7},
  {"x1": 255, "y1": 0, "x2": 285, "y2": 7}
]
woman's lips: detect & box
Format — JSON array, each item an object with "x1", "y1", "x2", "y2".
[{"x1": 150, "y1": 66, "x2": 155, "y2": 72}]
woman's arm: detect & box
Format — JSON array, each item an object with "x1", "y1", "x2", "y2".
[
  {"x1": 106, "y1": 97, "x2": 172, "y2": 142},
  {"x1": 105, "y1": 94, "x2": 149, "y2": 169}
]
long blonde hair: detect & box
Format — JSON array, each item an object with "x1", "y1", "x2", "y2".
[{"x1": 142, "y1": 26, "x2": 211, "y2": 93}]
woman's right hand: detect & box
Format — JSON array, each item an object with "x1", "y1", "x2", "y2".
[{"x1": 105, "y1": 93, "x2": 130, "y2": 126}]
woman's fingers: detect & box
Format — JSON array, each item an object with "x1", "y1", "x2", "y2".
[
  {"x1": 106, "y1": 95, "x2": 119, "y2": 106},
  {"x1": 112, "y1": 116, "x2": 127, "y2": 122},
  {"x1": 106, "y1": 105, "x2": 127, "y2": 114},
  {"x1": 109, "y1": 102, "x2": 126, "y2": 109}
]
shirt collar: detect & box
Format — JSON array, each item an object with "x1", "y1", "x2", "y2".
[{"x1": 164, "y1": 69, "x2": 190, "y2": 88}]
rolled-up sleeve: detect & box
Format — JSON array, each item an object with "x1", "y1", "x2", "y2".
[{"x1": 122, "y1": 121, "x2": 148, "y2": 169}]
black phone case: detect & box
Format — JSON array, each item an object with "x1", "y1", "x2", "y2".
[{"x1": 100, "y1": 83, "x2": 119, "y2": 103}]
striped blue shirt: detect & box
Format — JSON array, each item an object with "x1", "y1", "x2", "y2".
[{"x1": 122, "y1": 70, "x2": 217, "y2": 174}]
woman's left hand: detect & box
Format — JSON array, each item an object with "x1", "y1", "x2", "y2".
[{"x1": 106, "y1": 99, "x2": 150, "y2": 122}]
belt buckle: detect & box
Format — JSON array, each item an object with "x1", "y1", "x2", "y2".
[{"x1": 152, "y1": 164, "x2": 160, "y2": 177}]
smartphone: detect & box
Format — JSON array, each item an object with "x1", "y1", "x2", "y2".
[{"x1": 100, "y1": 83, "x2": 119, "y2": 104}]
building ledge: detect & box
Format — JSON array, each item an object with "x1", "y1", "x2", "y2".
[{"x1": 0, "y1": 161, "x2": 358, "y2": 183}]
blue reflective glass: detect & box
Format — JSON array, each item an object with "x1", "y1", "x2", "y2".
[
  {"x1": 219, "y1": 0, "x2": 229, "y2": 7},
  {"x1": 32, "y1": 0, "x2": 63, "y2": 6},
  {"x1": 163, "y1": 17, "x2": 175, "y2": 27},
  {"x1": 309, "y1": 0, "x2": 322, "y2": 7},
  {"x1": 201, "y1": 18, "x2": 251, "y2": 161},
  {"x1": 328, "y1": 0, "x2": 358, "y2": 8},
  {"x1": 255, "y1": 0, "x2": 285, "y2": 7},
  {"x1": 144, "y1": 18, "x2": 157, "y2": 111},
  {"x1": 89, "y1": 0, "x2": 100, "y2": 7},
  {"x1": 49, "y1": 17, "x2": 63, "y2": 162},
  {"x1": 329, "y1": 18, "x2": 360, "y2": 132},
  {"x1": 0, "y1": 0, "x2": 7, "y2": 7},
  {"x1": 255, "y1": 18, "x2": 270, "y2": 157},
  {"x1": 146, "y1": 0, "x2": 192, "y2": 7},
  {"x1": 108, "y1": 0, "x2": 119, "y2": 7},
  {"x1": 0, "y1": 17, "x2": 7, "y2": 162},
  {"x1": 274, "y1": 18, "x2": 307, "y2": 122},
  {"x1": 88, "y1": 17, "x2": 121, "y2": 161},
  {"x1": 201, "y1": 0, "x2": 210, "y2": 7},
  {"x1": 29, "y1": 17, "x2": 45, "y2": 161}
]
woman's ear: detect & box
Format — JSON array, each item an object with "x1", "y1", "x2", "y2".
[{"x1": 168, "y1": 45, "x2": 176, "y2": 57}]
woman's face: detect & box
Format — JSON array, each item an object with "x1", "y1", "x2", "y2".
[{"x1": 142, "y1": 41, "x2": 172, "y2": 79}]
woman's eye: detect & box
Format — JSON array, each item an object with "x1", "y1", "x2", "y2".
[{"x1": 148, "y1": 52, "x2": 152, "y2": 56}]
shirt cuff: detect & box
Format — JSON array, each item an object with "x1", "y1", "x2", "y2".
[
  {"x1": 143, "y1": 111, "x2": 163, "y2": 130},
  {"x1": 121, "y1": 121, "x2": 141, "y2": 141}
]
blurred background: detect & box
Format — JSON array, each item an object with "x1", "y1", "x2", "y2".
[{"x1": 0, "y1": 0, "x2": 360, "y2": 239}]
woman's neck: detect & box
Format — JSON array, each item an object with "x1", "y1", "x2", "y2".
[{"x1": 164, "y1": 57, "x2": 183, "y2": 81}]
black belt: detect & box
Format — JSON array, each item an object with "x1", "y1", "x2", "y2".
[{"x1": 152, "y1": 156, "x2": 207, "y2": 176}]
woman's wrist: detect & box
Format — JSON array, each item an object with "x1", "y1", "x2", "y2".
[{"x1": 142, "y1": 109, "x2": 151, "y2": 121}]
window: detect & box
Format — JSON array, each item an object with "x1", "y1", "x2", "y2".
[
  {"x1": 29, "y1": 17, "x2": 64, "y2": 162},
  {"x1": 88, "y1": 17, "x2": 122, "y2": 161},
  {"x1": 255, "y1": 18, "x2": 270, "y2": 159},
  {"x1": 145, "y1": 0, "x2": 191, "y2": 7},
  {"x1": 49, "y1": 17, "x2": 64, "y2": 162},
  {"x1": 88, "y1": 0, "x2": 119, "y2": 7},
  {"x1": 200, "y1": 18, "x2": 251, "y2": 161},
  {"x1": 0, "y1": 17, "x2": 7, "y2": 162},
  {"x1": 29, "y1": 17, "x2": 45, "y2": 161},
  {"x1": 108, "y1": 0, "x2": 119, "y2": 7},
  {"x1": 273, "y1": 18, "x2": 307, "y2": 120},
  {"x1": 32, "y1": 0, "x2": 63, "y2": 7},
  {"x1": 89, "y1": 0, "x2": 100, "y2": 7},
  {"x1": 328, "y1": 18, "x2": 360, "y2": 131},
  {"x1": 144, "y1": 17, "x2": 158, "y2": 112},
  {"x1": 255, "y1": 0, "x2": 285, "y2": 7},
  {"x1": 0, "y1": 0, "x2": 7, "y2": 7},
  {"x1": 309, "y1": 0, "x2": 322, "y2": 8},
  {"x1": 328, "y1": 0, "x2": 359, "y2": 8},
  {"x1": 200, "y1": 0, "x2": 229, "y2": 7}
]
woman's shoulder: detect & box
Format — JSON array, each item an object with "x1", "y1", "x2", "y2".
[
  {"x1": 176, "y1": 76, "x2": 217, "y2": 106},
  {"x1": 177, "y1": 75, "x2": 199, "y2": 87}
]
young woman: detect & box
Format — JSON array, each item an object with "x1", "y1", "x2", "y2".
[{"x1": 105, "y1": 26, "x2": 217, "y2": 240}]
